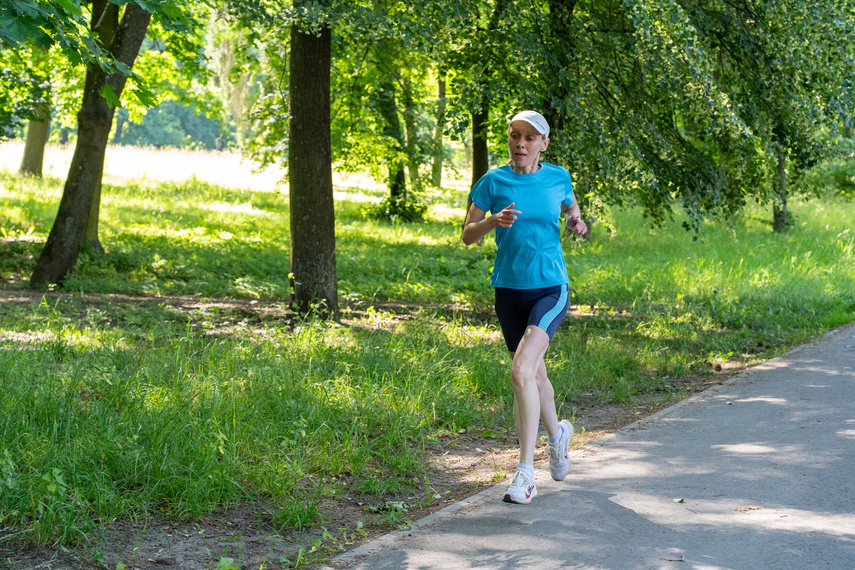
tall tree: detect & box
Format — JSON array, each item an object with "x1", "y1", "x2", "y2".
[
  {"x1": 0, "y1": 38, "x2": 56, "y2": 146},
  {"x1": 402, "y1": 75, "x2": 421, "y2": 191},
  {"x1": 374, "y1": 67, "x2": 407, "y2": 201},
  {"x1": 434, "y1": 0, "x2": 514, "y2": 216},
  {"x1": 470, "y1": 0, "x2": 508, "y2": 188},
  {"x1": 206, "y1": 17, "x2": 253, "y2": 147},
  {"x1": 431, "y1": 76, "x2": 446, "y2": 187},
  {"x1": 288, "y1": 0, "x2": 338, "y2": 316},
  {"x1": 17, "y1": 46, "x2": 51, "y2": 177},
  {"x1": 18, "y1": 105, "x2": 50, "y2": 177},
  {"x1": 30, "y1": 2, "x2": 152, "y2": 286}
]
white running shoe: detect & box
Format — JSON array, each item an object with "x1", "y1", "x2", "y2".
[
  {"x1": 547, "y1": 420, "x2": 574, "y2": 481},
  {"x1": 503, "y1": 467, "x2": 537, "y2": 504}
]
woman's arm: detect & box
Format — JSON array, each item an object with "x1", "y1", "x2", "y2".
[{"x1": 461, "y1": 202, "x2": 521, "y2": 245}]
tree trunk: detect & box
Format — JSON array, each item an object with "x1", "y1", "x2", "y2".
[
  {"x1": 471, "y1": 97, "x2": 490, "y2": 188},
  {"x1": 112, "y1": 108, "x2": 126, "y2": 143},
  {"x1": 469, "y1": 0, "x2": 506, "y2": 191},
  {"x1": 19, "y1": 105, "x2": 50, "y2": 178},
  {"x1": 289, "y1": 1, "x2": 338, "y2": 317},
  {"x1": 19, "y1": 46, "x2": 50, "y2": 178},
  {"x1": 390, "y1": 163, "x2": 406, "y2": 200},
  {"x1": 376, "y1": 77, "x2": 406, "y2": 200},
  {"x1": 772, "y1": 145, "x2": 789, "y2": 233},
  {"x1": 431, "y1": 76, "x2": 446, "y2": 188},
  {"x1": 30, "y1": 3, "x2": 151, "y2": 287},
  {"x1": 463, "y1": 98, "x2": 490, "y2": 221},
  {"x1": 402, "y1": 77, "x2": 420, "y2": 191},
  {"x1": 84, "y1": 182, "x2": 105, "y2": 253}
]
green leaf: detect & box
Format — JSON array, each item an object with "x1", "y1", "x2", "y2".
[
  {"x1": 114, "y1": 61, "x2": 132, "y2": 76},
  {"x1": 54, "y1": 0, "x2": 83, "y2": 17},
  {"x1": 99, "y1": 84, "x2": 121, "y2": 108},
  {"x1": 214, "y1": 557, "x2": 238, "y2": 570},
  {"x1": 0, "y1": 14, "x2": 47, "y2": 47},
  {"x1": 161, "y1": 2, "x2": 182, "y2": 21},
  {"x1": 131, "y1": 87, "x2": 158, "y2": 109}
]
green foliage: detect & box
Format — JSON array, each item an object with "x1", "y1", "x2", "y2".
[
  {"x1": 805, "y1": 136, "x2": 855, "y2": 199},
  {"x1": 0, "y1": 43, "x2": 51, "y2": 140},
  {"x1": 818, "y1": 160, "x2": 855, "y2": 199},
  {"x1": 0, "y1": 0, "x2": 106, "y2": 65},
  {"x1": 10, "y1": 0, "x2": 855, "y2": 226},
  {"x1": 123, "y1": 5, "x2": 222, "y2": 122},
  {"x1": 1, "y1": 1, "x2": 218, "y2": 143},
  {"x1": 111, "y1": 0, "x2": 855, "y2": 228},
  {"x1": 367, "y1": 194, "x2": 428, "y2": 223},
  {"x1": 114, "y1": 101, "x2": 235, "y2": 150},
  {"x1": 437, "y1": 0, "x2": 855, "y2": 230}
]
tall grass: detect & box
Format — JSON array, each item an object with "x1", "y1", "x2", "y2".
[
  {"x1": 1, "y1": 156, "x2": 854, "y2": 549},
  {"x1": 0, "y1": 298, "x2": 510, "y2": 546}
]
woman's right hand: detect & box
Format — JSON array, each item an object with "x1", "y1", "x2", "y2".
[{"x1": 494, "y1": 202, "x2": 521, "y2": 229}]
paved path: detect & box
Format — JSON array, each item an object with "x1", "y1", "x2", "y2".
[{"x1": 327, "y1": 322, "x2": 855, "y2": 569}]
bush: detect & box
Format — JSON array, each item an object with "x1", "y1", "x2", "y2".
[
  {"x1": 368, "y1": 195, "x2": 428, "y2": 223},
  {"x1": 806, "y1": 158, "x2": 855, "y2": 200}
]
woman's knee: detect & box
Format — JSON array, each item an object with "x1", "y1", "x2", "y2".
[
  {"x1": 511, "y1": 358, "x2": 540, "y2": 391},
  {"x1": 510, "y1": 361, "x2": 530, "y2": 390}
]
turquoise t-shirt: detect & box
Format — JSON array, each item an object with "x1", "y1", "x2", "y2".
[{"x1": 469, "y1": 163, "x2": 575, "y2": 289}]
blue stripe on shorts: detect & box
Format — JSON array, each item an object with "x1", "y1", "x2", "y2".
[{"x1": 535, "y1": 284, "x2": 569, "y2": 333}]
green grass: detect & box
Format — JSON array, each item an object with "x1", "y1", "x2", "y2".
[{"x1": 1, "y1": 166, "x2": 854, "y2": 551}]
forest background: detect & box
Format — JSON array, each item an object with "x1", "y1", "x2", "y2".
[{"x1": 1, "y1": 0, "x2": 855, "y2": 568}]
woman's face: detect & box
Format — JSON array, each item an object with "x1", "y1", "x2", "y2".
[{"x1": 508, "y1": 121, "x2": 549, "y2": 174}]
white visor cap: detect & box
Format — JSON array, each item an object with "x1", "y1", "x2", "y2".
[{"x1": 509, "y1": 110, "x2": 549, "y2": 139}]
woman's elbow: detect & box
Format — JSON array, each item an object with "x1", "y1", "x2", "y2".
[{"x1": 461, "y1": 231, "x2": 478, "y2": 246}]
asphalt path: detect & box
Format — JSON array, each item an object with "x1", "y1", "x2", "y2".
[{"x1": 327, "y1": 322, "x2": 855, "y2": 569}]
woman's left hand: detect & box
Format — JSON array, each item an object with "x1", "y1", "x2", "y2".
[{"x1": 567, "y1": 216, "x2": 587, "y2": 236}]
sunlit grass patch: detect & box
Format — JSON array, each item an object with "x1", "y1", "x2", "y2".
[
  {"x1": 427, "y1": 202, "x2": 465, "y2": 223},
  {"x1": 0, "y1": 141, "x2": 290, "y2": 192},
  {"x1": 0, "y1": 171, "x2": 64, "y2": 235}
]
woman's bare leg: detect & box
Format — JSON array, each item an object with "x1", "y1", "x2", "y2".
[
  {"x1": 510, "y1": 325, "x2": 557, "y2": 466},
  {"x1": 535, "y1": 358, "x2": 560, "y2": 436}
]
